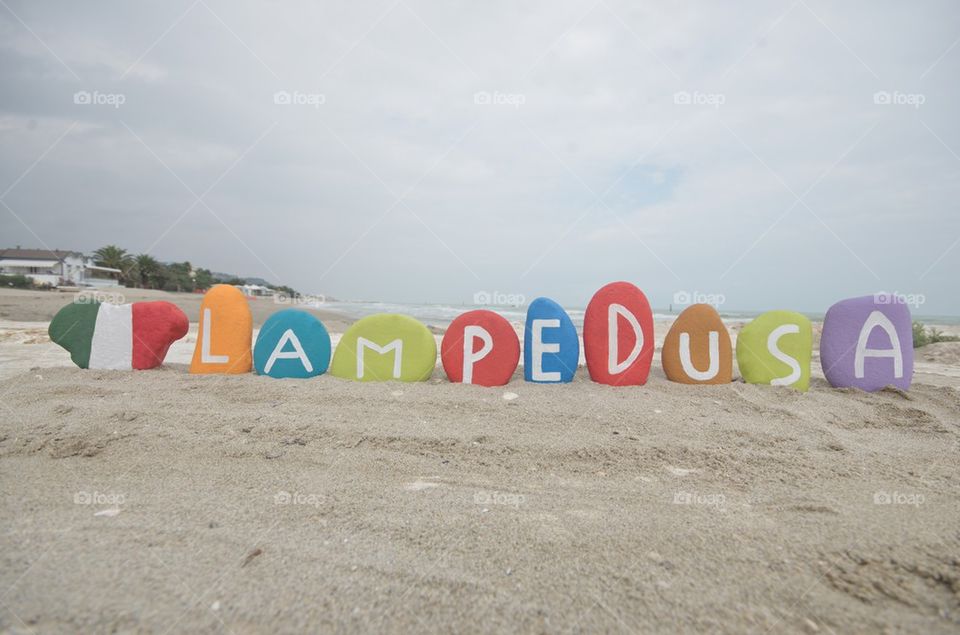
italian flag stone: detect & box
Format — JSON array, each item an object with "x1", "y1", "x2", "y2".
[{"x1": 48, "y1": 300, "x2": 189, "y2": 370}]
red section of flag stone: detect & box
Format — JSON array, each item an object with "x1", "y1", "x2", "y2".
[
  {"x1": 583, "y1": 281, "x2": 654, "y2": 386},
  {"x1": 441, "y1": 310, "x2": 520, "y2": 386},
  {"x1": 132, "y1": 301, "x2": 190, "y2": 369}
]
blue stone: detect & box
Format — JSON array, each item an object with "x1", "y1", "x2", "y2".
[
  {"x1": 523, "y1": 297, "x2": 579, "y2": 383},
  {"x1": 254, "y1": 309, "x2": 331, "y2": 379}
]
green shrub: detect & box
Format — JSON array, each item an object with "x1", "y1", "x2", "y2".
[
  {"x1": 0, "y1": 274, "x2": 31, "y2": 288},
  {"x1": 913, "y1": 321, "x2": 960, "y2": 348}
]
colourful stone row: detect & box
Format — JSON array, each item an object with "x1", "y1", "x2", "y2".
[{"x1": 48, "y1": 283, "x2": 915, "y2": 392}]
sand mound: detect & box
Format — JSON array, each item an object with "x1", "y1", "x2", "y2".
[{"x1": 1, "y1": 366, "x2": 959, "y2": 632}]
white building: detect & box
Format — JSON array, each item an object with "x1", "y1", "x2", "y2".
[{"x1": 0, "y1": 248, "x2": 122, "y2": 287}]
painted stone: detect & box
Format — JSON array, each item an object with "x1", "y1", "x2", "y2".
[
  {"x1": 330, "y1": 314, "x2": 436, "y2": 382},
  {"x1": 662, "y1": 304, "x2": 732, "y2": 384},
  {"x1": 48, "y1": 300, "x2": 188, "y2": 370},
  {"x1": 253, "y1": 309, "x2": 331, "y2": 379},
  {"x1": 583, "y1": 281, "x2": 654, "y2": 386},
  {"x1": 736, "y1": 310, "x2": 812, "y2": 391},
  {"x1": 820, "y1": 295, "x2": 913, "y2": 391},
  {"x1": 189, "y1": 284, "x2": 253, "y2": 374},
  {"x1": 441, "y1": 310, "x2": 520, "y2": 386},
  {"x1": 523, "y1": 297, "x2": 579, "y2": 383}
]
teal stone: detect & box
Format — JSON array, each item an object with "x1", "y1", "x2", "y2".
[{"x1": 253, "y1": 309, "x2": 331, "y2": 379}]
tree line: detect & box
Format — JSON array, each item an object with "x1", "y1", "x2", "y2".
[{"x1": 92, "y1": 245, "x2": 297, "y2": 296}]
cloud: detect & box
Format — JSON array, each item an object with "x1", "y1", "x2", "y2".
[{"x1": 1, "y1": 0, "x2": 959, "y2": 314}]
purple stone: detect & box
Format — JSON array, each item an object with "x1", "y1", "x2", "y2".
[{"x1": 820, "y1": 295, "x2": 913, "y2": 391}]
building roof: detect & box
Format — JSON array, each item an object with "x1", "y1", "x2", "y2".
[
  {"x1": 0, "y1": 258, "x2": 60, "y2": 268},
  {"x1": 0, "y1": 248, "x2": 82, "y2": 260}
]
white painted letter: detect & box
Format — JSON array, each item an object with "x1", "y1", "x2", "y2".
[
  {"x1": 608, "y1": 303, "x2": 643, "y2": 374},
  {"x1": 462, "y1": 325, "x2": 493, "y2": 384},
  {"x1": 201, "y1": 307, "x2": 229, "y2": 364},
  {"x1": 767, "y1": 324, "x2": 801, "y2": 386},
  {"x1": 531, "y1": 319, "x2": 561, "y2": 382},
  {"x1": 679, "y1": 331, "x2": 719, "y2": 381},
  {"x1": 357, "y1": 337, "x2": 403, "y2": 379},
  {"x1": 855, "y1": 311, "x2": 903, "y2": 378},
  {"x1": 264, "y1": 329, "x2": 312, "y2": 374}
]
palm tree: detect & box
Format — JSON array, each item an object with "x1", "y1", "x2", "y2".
[
  {"x1": 93, "y1": 245, "x2": 134, "y2": 284},
  {"x1": 134, "y1": 254, "x2": 161, "y2": 288}
]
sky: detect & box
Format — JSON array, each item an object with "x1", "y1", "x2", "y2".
[{"x1": 1, "y1": 0, "x2": 959, "y2": 315}]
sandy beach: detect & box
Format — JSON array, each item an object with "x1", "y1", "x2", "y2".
[{"x1": 1, "y1": 290, "x2": 959, "y2": 633}]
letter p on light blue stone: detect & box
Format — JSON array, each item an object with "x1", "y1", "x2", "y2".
[
  {"x1": 523, "y1": 297, "x2": 579, "y2": 383},
  {"x1": 254, "y1": 309, "x2": 331, "y2": 379}
]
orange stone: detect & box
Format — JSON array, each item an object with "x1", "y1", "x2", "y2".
[
  {"x1": 661, "y1": 304, "x2": 732, "y2": 384},
  {"x1": 189, "y1": 285, "x2": 253, "y2": 374}
]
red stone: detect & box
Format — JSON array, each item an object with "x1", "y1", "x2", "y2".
[
  {"x1": 132, "y1": 301, "x2": 190, "y2": 370},
  {"x1": 583, "y1": 281, "x2": 654, "y2": 386},
  {"x1": 441, "y1": 310, "x2": 520, "y2": 386}
]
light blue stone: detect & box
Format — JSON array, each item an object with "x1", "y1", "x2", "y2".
[{"x1": 523, "y1": 297, "x2": 579, "y2": 383}]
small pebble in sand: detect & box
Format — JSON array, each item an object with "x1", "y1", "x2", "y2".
[
  {"x1": 654, "y1": 409, "x2": 662, "y2": 414},
  {"x1": 391, "y1": 390, "x2": 403, "y2": 397},
  {"x1": 503, "y1": 392, "x2": 519, "y2": 401},
  {"x1": 94, "y1": 508, "x2": 121, "y2": 517},
  {"x1": 211, "y1": 601, "x2": 221, "y2": 611}
]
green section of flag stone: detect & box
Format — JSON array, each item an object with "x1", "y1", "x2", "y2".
[
  {"x1": 48, "y1": 301, "x2": 101, "y2": 369},
  {"x1": 330, "y1": 314, "x2": 436, "y2": 382},
  {"x1": 736, "y1": 310, "x2": 812, "y2": 391}
]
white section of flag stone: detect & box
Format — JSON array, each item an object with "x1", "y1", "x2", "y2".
[{"x1": 88, "y1": 303, "x2": 133, "y2": 370}]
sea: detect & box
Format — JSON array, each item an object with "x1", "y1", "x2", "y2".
[{"x1": 314, "y1": 300, "x2": 960, "y2": 330}]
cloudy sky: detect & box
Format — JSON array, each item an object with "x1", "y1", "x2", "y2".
[{"x1": 1, "y1": 0, "x2": 958, "y2": 314}]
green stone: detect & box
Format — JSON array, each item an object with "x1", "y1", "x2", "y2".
[
  {"x1": 330, "y1": 314, "x2": 436, "y2": 382},
  {"x1": 48, "y1": 301, "x2": 101, "y2": 369},
  {"x1": 736, "y1": 310, "x2": 812, "y2": 391}
]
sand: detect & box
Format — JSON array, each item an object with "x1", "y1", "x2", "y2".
[{"x1": 1, "y1": 292, "x2": 959, "y2": 633}]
